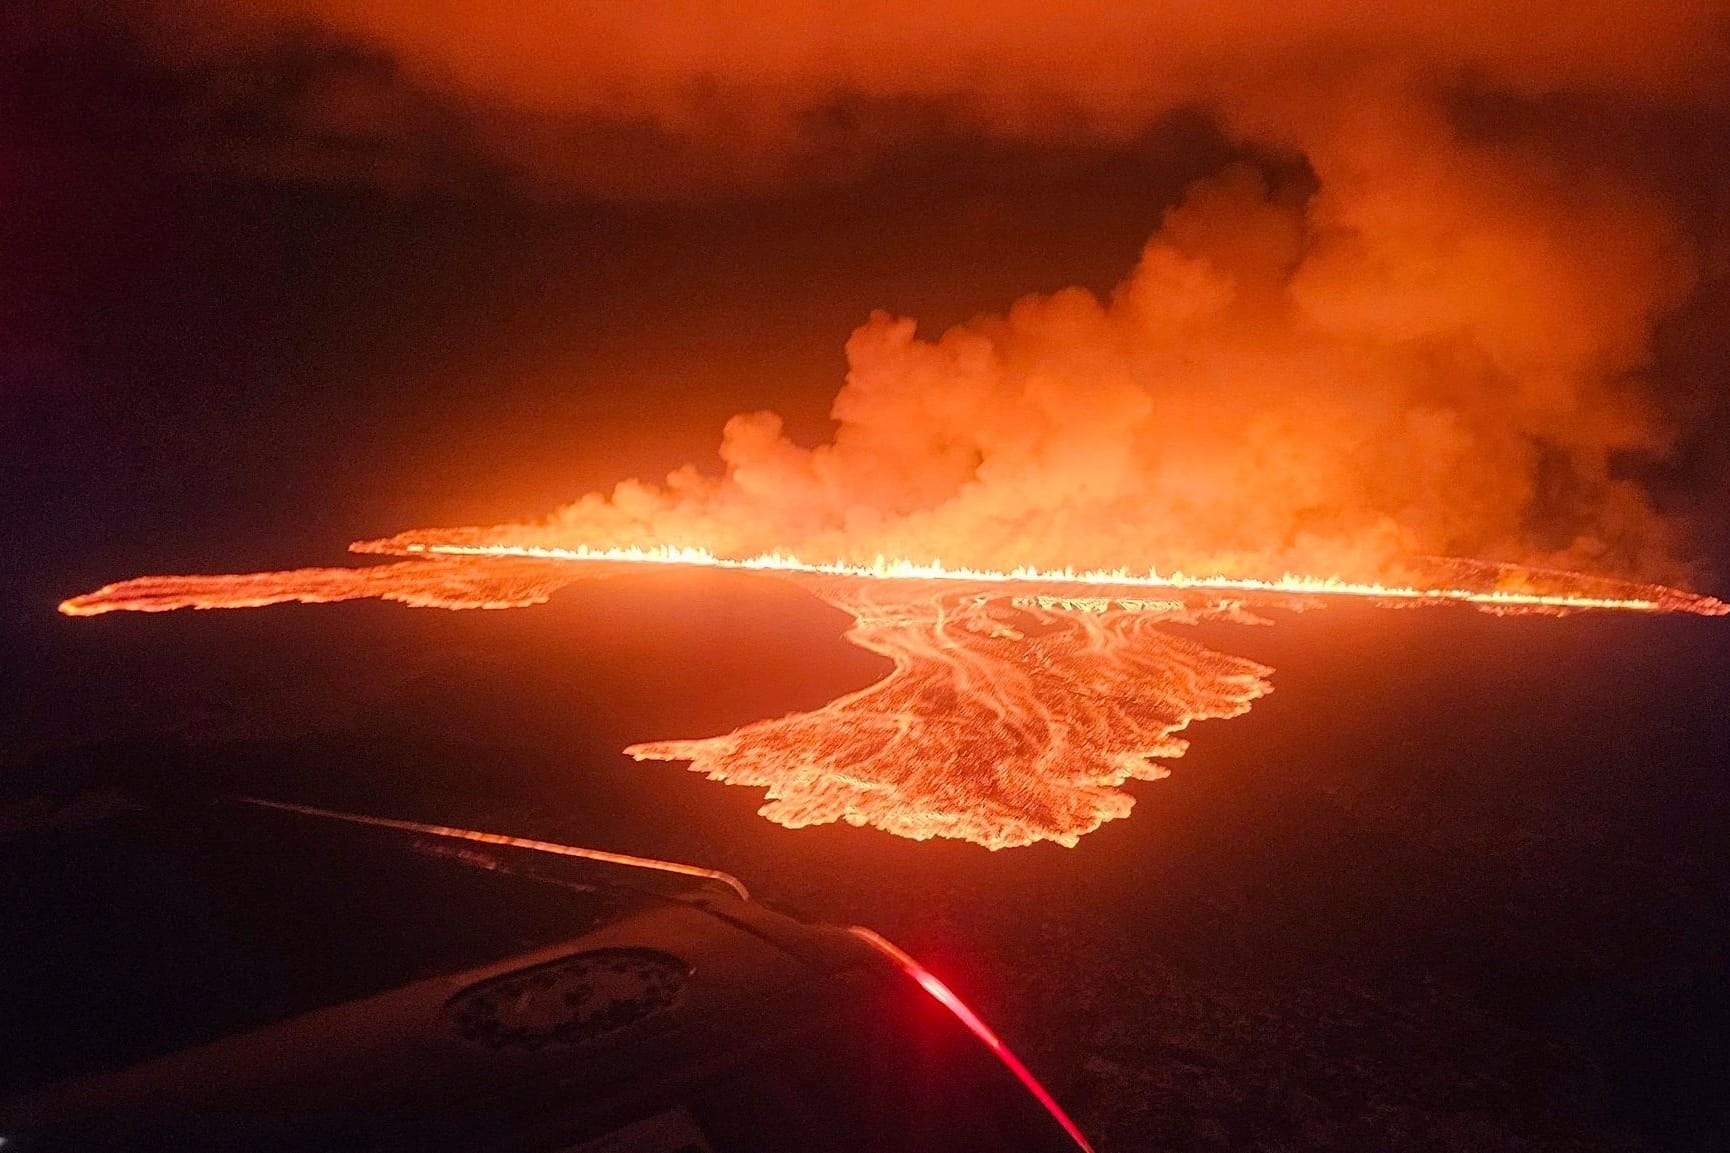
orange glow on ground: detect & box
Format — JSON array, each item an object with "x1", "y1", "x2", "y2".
[{"x1": 57, "y1": 539, "x2": 1726, "y2": 849}]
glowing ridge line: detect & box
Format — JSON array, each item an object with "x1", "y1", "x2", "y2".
[{"x1": 401, "y1": 542, "x2": 1699, "y2": 614}]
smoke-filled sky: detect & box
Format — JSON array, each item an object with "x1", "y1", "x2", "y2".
[
  {"x1": 8, "y1": 2, "x2": 1730, "y2": 594},
  {"x1": 112, "y1": 2, "x2": 1730, "y2": 196}
]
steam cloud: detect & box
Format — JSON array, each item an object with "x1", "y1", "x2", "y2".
[{"x1": 125, "y1": 2, "x2": 1730, "y2": 579}]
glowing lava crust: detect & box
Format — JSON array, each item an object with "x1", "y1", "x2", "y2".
[{"x1": 59, "y1": 541, "x2": 1726, "y2": 849}]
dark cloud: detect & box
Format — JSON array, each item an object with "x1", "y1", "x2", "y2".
[{"x1": 72, "y1": 3, "x2": 1722, "y2": 197}]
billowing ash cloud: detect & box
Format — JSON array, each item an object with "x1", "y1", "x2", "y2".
[
  {"x1": 383, "y1": 116, "x2": 1699, "y2": 579},
  {"x1": 127, "y1": 3, "x2": 1730, "y2": 578}
]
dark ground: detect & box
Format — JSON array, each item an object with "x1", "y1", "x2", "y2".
[{"x1": 4, "y1": 572, "x2": 1728, "y2": 1152}]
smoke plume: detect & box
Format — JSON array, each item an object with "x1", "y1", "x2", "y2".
[
  {"x1": 381, "y1": 121, "x2": 1699, "y2": 579},
  {"x1": 113, "y1": 3, "x2": 1730, "y2": 578}
]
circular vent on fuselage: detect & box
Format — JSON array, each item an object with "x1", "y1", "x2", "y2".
[{"x1": 445, "y1": 947, "x2": 689, "y2": 1050}]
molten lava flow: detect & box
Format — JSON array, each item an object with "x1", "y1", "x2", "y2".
[
  {"x1": 56, "y1": 540, "x2": 1727, "y2": 849},
  {"x1": 57, "y1": 557, "x2": 576, "y2": 616},
  {"x1": 628, "y1": 579, "x2": 1272, "y2": 849}
]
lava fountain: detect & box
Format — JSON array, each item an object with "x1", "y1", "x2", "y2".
[{"x1": 58, "y1": 540, "x2": 1725, "y2": 849}]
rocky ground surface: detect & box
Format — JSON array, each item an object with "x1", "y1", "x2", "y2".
[{"x1": 5, "y1": 580, "x2": 1727, "y2": 1150}]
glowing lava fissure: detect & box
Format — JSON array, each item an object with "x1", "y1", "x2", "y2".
[
  {"x1": 57, "y1": 540, "x2": 1725, "y2": 849},
  {"x1": 370, "y1": 540, "x2": 1729, "y2": 616}
]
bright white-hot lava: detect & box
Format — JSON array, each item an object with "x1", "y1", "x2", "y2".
[{"x1": 378, "y1": 541, "x2": 1726, "y2": 616}]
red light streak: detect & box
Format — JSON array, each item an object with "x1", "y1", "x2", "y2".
[{"x1": 849, "y1": 926, "x2": 1094, "y2": 1152}]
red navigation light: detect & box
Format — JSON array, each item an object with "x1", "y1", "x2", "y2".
[{"x1": 849, "y1": 926, "x2": 1094, "y2": 1152}]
